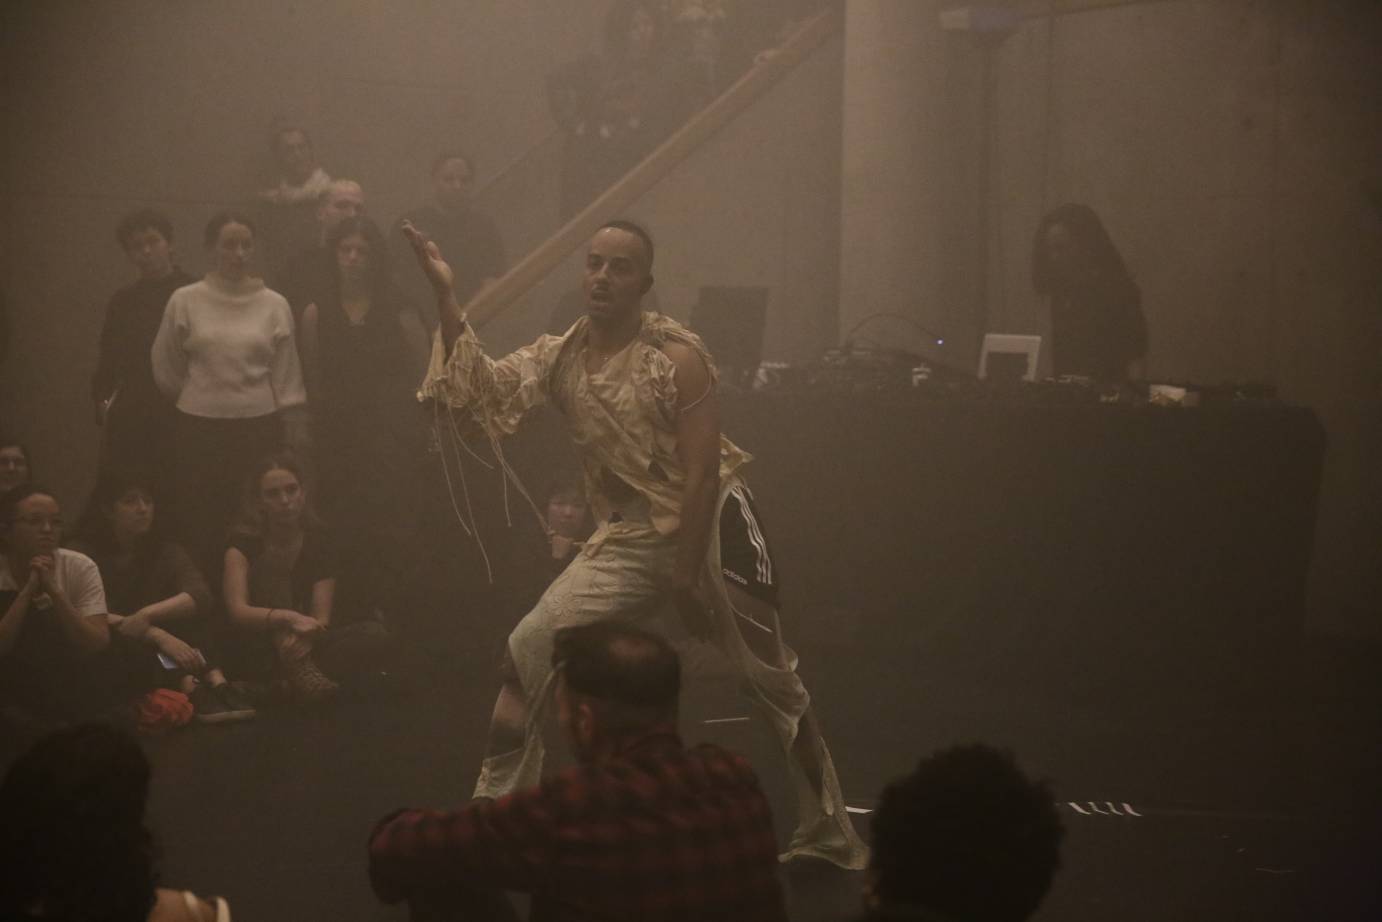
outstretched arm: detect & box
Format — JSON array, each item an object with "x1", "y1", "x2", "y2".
[{"x1": 400, "y1": 221, "x2": 466, "y2": 355}]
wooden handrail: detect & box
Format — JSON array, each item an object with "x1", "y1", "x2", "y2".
[{"x1": 461, "y1": 3, "x2": 843, "y2": 326}]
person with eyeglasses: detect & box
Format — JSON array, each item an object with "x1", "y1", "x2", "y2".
[{"x1": 0, "y1": 484, "x2": 112, "y2": 730}]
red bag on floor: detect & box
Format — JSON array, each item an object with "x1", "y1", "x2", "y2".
[{"x1": 136, "y1": 688, "x2": 194, "y2": 734}]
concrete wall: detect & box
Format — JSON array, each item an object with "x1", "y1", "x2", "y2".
[
  {"x1": 0, "y1": 1, "x2": 843, "y2": 509},
  {"x1": 839, "y1": 0, "x2": 1382, "y2": 636}
]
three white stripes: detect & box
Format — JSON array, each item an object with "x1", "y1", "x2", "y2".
[{"x1": 731, "y1": 485, "x2": 773, "y2": 585}]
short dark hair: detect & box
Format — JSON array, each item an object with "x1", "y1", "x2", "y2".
[
  {"x1": 598, "y1": 219, "x2": 655, "y2": 271},
  {"x1": 116, "y1": 208, "x2": 174, "y2": 250},
  {"x1": 0, "y1": 723, "x2": 156, "y2": 922},
  {"x1": 553, "y1": 622, "x2": 679, "y2": 714},
  {"x1": 431, "y1": 149, "x2": 476, "y2": 177},
  {"x1": 203, "y1": 210, "x2": 257, "y2": 248},
  {"x1": 74, "y1": 468, "x2": 166, "y2": 554},
  {"x1": 871, "y1": 743, "x2": 1064, "y2": 922},
  {"x1": 0, "y1": 434, "x2": 32, "y2": 470},
  {"x1": 543, "y1": 469, "x2": 586, "y2": 506},
  {"x1": 269, "y1": 120, "x2": 313, "y2": 154}
]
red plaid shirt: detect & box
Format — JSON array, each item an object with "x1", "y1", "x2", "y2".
[{"x1": 368, "y1": 728, "x2": 787, "y2": 921}]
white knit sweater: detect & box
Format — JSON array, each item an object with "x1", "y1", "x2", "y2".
[{"x1": 151, "y1": 274, "x2": 306, "y2": 418}]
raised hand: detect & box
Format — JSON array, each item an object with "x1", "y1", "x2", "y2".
[{"x1": 401, "y1": 220, "x2": 455, "y2": 298}]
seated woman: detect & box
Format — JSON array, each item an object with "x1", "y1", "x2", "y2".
[
  {"x1": 69, "y1": 472, "x2": 254, "y2": 724},
  {"x1": 0, "y1": 722, "x2": 230, "y2": 922},
  {"x1": 0, "y1": 485, "x2": 111, "y2": 726},
  {"x1": 221, "y1": 453, "x2": 391, "y2": 703}
]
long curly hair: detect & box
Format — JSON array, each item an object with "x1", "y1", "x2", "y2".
[{"x1": 0, "y1": 723, "x2": 158, "y2": 922}]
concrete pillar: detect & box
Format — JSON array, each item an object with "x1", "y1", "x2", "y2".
[{"x1": 838, "y1": 0, "x2": 950, "y2": 350}]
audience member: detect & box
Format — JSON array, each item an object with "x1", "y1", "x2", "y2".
[
  {"x1": 548, "y1": 0, "x2": 697, "y2": 218},
  {"x1": 300, "y1": 216, "x2": 428, "y2": 601},
  {"x1": 277, "y1": 178, "x2": 366, "y2": 318},
  {"x1": 1032, "y1": 202, "x2": 1147, "y2": 382},
  {"x1": 92, "y1": 209, "x2": 196, "y2": 496},
  {"x1": 860, "y1": 743, "x2": 1064, "y2": 922},
  {"x1": 0, "y1": 722, "x2": 230, "y2": 922},
  {"x1": 0, "y1": 435, "x2": 31, "y2": 494},
  {"x1": 221, "y1": 453, "x2": 392, "y2": 703},
  {"x1": 0, "y1": 485, "x2": 111, "y2": 724},
  {"x1": 506, "y1": 471, "x2": 592, "y2": 621},
  {"x1": 69, "y1": 472, "x2": 255, "y2": 724},
  {"x1": 368, "y1": 621, "x2": 787, "y2": 921},
  {"x1": 256, "y1": 121, "x2": 334, "y2": 284},
  {"x1": 150, "y1": 211, "x2": 308, "y2": 573},
  {"x1": 390, "y1": 150, "x2": 505, "y2": 326}
]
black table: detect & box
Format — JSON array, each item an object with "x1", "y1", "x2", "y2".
[{"x1": 718, "y1": 391, "x2": 1325, "y2": 713}]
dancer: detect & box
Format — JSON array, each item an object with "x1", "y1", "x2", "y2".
[{"x1": 402, "y1": 218, "x2": 867, "y2": 868}]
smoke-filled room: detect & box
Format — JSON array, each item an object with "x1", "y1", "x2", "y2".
[{"x1": 1, "y1": 1, "x2": 1380, "y2": 919}]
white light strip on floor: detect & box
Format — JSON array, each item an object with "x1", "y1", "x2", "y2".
[{"x1": 701, "y1": 716, "x2": 752, "y2": 724}]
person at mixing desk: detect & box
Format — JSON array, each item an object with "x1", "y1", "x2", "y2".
[{"x1": 1032, "y1": 203, "x2": 1147, "y2": 382}]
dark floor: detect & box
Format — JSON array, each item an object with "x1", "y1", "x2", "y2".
[{"x1": 27, "y1": 628, "x2": 1382, "y2": 921}]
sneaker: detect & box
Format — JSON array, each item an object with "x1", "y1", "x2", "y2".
[
  {"x1": 286, "y1": 656, "x2": 340, "y2": 703},
  {"x1": 190, "y1": 683, "x2": 254, "y2": 724},
  {"x1": 212, "y1": 682, "x2": 257, "y2": 722}
]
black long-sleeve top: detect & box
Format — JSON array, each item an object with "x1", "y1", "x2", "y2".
[{"x1": 91, "y1": 269, "x2": 195, "y2": 409}]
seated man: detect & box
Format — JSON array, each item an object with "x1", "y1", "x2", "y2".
[
  {"x1": 860, "y1": 744, "x2": 1065, "y2": 922},
  {"x1": 368, "y1": 622, "x2": 788, "y2": 921}
]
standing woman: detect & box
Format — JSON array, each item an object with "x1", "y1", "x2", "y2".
[
  {"x1": 151, "y1": 211, "x2": 308, "y2": 574},
  {"x1": 300, "y1": 215, "x2": 427, "y2": 599},
  {"x1": 1032, "y1": 203, "x2": 1148, "y2": 382}
]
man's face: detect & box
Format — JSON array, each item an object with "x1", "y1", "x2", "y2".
[
  {"x1": 275, "y1": 130, "x2": 317, "y2": 184},
  {"x1": 8, "y1": 493, "x2": 62, "y2": 559},
  {"x1": 583, "y1": 227, "x2": 651, "y2": 325},
  {"x1": 318, "y1": 182, "x2": 364, "y2": 234},
  {"x1": 432, "y1": 158, "x2": 473, "y2": 213},
  {"x1": 555, "y1": 675, "x2": 596, "y2": 764},
  {"x1": 124, "y1": 227, "x2": 174, "y2": 279}
]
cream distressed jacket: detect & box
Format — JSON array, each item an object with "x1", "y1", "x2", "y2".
[{"x1": 418, "y1": 312, "x2": 751, "y2": 537}]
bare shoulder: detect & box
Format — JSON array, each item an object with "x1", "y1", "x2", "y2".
[
  {"x1": 150, "y1": 888, "x2": 217, "y2": 922},
  {"x1": 658, "y1": 339, "x2": 707, "y2": 376},
  {"x1": 658, "y1": 339, "x2": 714, "y2": 412}
]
